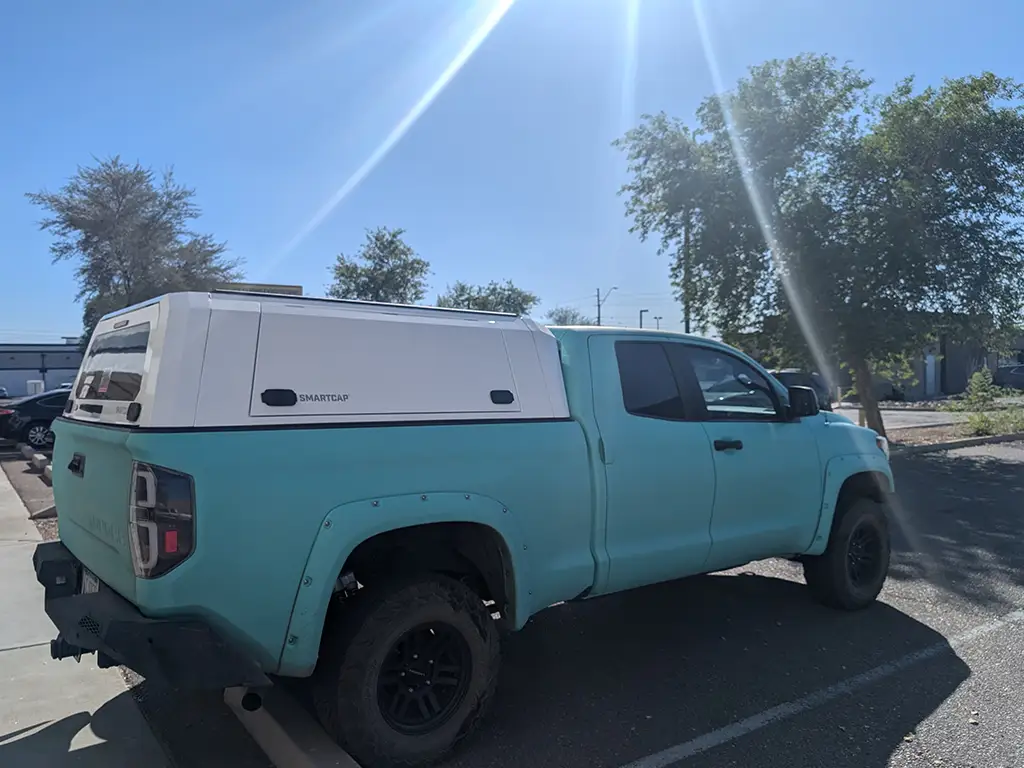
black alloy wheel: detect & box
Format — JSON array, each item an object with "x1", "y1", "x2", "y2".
[{"x1": 377, "y1": 622, "x2": 473, "y2": 735}]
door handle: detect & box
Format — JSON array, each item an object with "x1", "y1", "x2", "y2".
[
  {"x1": 713, "y1": 439, "x2": 743, "y2": 452},
  {"x1": 68, "y1": 454, "x2": 85, "y2": 477}
]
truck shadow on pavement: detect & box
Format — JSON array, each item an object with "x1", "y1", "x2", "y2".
[
  {"x1": 888, "y1": 449, "x2": 1024, "y2": 611},
  {"x1": 444, "y1": 574, "x2": 970, "y2": 768},
  {"x1": 0, "y1": 690, "x2": 162, "y2": 767}
]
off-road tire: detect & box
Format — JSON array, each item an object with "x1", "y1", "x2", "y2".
[
  {"x1": 803, "y1": 496, "x2": 890, "y2": 610},
  {"x1": 312, "y1": 574, "x2": 500, "y2": 768}
]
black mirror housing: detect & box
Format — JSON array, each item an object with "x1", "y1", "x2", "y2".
[{"x1": 787, "y1": 385, "x2": 820, "y2": 419}]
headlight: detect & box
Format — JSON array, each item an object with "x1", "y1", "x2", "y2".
[{"x1": 876, "y1": 435, "x2": 890, "y2": 459}]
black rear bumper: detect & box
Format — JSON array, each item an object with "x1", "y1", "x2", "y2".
[{"x1": 33, "y1": 540, "x2": 269, "y2": 689}]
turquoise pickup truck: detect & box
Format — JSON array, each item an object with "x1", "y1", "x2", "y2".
[{"x1": 33, "y1": 291, "x2": 893, "y2": 768}]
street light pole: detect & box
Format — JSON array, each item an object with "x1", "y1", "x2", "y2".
[
  {"x1": 639, "y1": 309, "x2": 649, "y2": 328},
  {"x1": 596, "y1": 286, "x2": 618, "y2": 326},
  {"x1": 654, "y1": 315, "x2": 662, "y2": 329}
]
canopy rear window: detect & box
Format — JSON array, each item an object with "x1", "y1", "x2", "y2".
[{"x1": 77, "y1": 323, "x2": 151, "y2": 402}]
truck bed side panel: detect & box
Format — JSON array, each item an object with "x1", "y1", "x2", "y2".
[{"x1": 122, "y1": 418, "x2": 594, "y2": 673}]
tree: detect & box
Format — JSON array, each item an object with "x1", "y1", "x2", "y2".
[
  {"x1": 436, "y1": 280, "x2": 539, "y2": 315},
  {"x1": 617, "y1": 55, "x2": 1024, "y2": 435},
  {"x1": 327, "y1": 227, "x2": 430, "y2": 304},
  {"x1": 545, "y1": 306, "x2": 594, "y2": 325},
  {"x1": 27, "y1": 156, "x2": 241, "y2": 345}
]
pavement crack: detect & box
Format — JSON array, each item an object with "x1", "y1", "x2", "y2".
[{"x1": 0, "y1": 640, "x2": 50, "y2": 655}]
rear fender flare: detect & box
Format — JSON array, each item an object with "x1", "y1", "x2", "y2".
[
  {"x1": 277, "y1": 491, "x2": 526, "y2": 677},
  {"x1": 804, "y1": 453, "x2": 894, "y2": 556}
]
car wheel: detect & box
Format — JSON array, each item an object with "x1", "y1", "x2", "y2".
[
  {"x1": 23, "y1": 422, "x2": 54, "y2": 450},
  {"x1": 803, "y1": 496, "x2": 890, "y2": 610},
  {"x1": 312, "y1": 574, "x2": 500, "y2": 768}
]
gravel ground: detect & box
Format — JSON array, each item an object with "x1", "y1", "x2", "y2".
[{"x1": 888, "y1": 424, "x2": 963, "y2": 447}]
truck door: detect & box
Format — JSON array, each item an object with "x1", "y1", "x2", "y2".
[
  {"x1": 588, "y1": 335, "x2": 717, "y2": 594},
  {"x1": 671, "y1": 343, "x2": 823, "y2": 570}
]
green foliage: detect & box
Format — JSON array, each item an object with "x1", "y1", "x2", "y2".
[
  {"x1": 964, "y1": 411, "x2": 997, "y2": 436},
  {"x1": 943, "y1": 368, "x2": 1010, "y2": 411},
  {"x1": 616, "y1": 55, "x2": 1024, "y2": 434},
  {"x1": 963, "y1": 407, "x2": 1024, "y2": 436},
  {"x1": 26, "y1": 156, "x2": 241, "y2": 345},
  {"x1": 327, "y1": 227, "x2": 430, "y2": 304},
  {"x1": 436, "y1": 280, "x2": 539, "y2": 315},
  {"x1": 545, "y1": 306, "x2": 593, "y2": 325}
]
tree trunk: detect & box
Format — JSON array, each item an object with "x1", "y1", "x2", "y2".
[
  {"x1": 682, "y1": 210, "x2": 692, "y2": 334},
  {"x1": 851, "y1": 357, "x2": 887, "y2": 437}
]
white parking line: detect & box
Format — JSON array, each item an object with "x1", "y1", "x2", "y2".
[{"x1": 619, "y1": 609, "x2": 1024, "y2": 768}]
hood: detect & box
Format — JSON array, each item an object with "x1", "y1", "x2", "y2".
[{"x1": 823, "y1": 410, "x2": 856, "y2": 426}]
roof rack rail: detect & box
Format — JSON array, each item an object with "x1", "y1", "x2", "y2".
[{"x1": 209, "y1": 289, "x2": 519, "y2": 318}]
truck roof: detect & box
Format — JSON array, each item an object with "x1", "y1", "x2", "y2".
[
  {"x1": 549, "y1": 325, "x2": 728, "y2": 347},
  {"x1": 101, "y1": 290, "x2": 518, "y2": 322}
]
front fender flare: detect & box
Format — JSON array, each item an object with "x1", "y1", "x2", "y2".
[
  {"x1": 277, "y1": 491, "x2": 527, "y2": 677},
  {"x1": 804, "y1": 453, "x2": 895, "y2": 557}
]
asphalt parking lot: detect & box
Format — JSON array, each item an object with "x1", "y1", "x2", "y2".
[{"x1": 3, "y1": 442, "x2": 1022, "y2": 767}]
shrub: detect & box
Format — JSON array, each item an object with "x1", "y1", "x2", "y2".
[
  {"x1": 962, "y1": 407, "x2": 1024, "y2": 437},
  {"x1": 944, "y1": 368, "x2": 1000, "y2": 412},
  {"x1": 965, "y1": 412, "x2": 996, "y2": 436}
]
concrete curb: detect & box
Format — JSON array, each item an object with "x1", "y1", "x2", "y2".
[
  {"x1": 19, "y1": 444, "x2": 35, "y2": 460},
  {"x1": 29, "y1": 503, "x2": 57, "y2": 520},
  {"x1": 30, "y1": 453, "x2": 49, "y2": 471},
  {"x1": 224, "y1": 686, "x2": 361, "y2": 767},
  {"x1": 43, "y1": 464, "x2": 52, "y2": 480},
  {"x1": 891, "y1": 431, "x2": 1024, "y2": 456}
]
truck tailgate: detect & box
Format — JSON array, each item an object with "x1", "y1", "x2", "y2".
[{"x1": 51, "y1": 418, "x2": 137, "y2": 602}]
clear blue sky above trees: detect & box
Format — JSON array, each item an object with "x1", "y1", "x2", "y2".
[{"x1": 3, "y1": 0, "x2": 1023, "y2": 341}]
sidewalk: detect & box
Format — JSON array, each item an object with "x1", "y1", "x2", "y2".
[{"x1": 0, "y1": 466, "x2": 168, "y2": 767}]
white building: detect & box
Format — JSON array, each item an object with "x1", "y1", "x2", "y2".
[{"x1": 0, "y1": 341, "x2": 83, "y2": 396}]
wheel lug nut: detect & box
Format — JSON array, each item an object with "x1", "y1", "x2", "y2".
[{"x1": 408, "y1": 688, "x2": 413, "y2": 693}]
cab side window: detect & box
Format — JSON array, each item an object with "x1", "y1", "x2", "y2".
[
  {"x1": 614, "y1": 341, "x2": 686, "y2": 421},
  {"x1": 683, "y1": 346, "x2": 778, "y2": 421}
]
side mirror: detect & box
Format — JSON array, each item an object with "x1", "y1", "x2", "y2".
[{"x1": 787, "y1": 386, "x2": 820, "y2": 419}]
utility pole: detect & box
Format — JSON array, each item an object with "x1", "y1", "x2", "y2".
[
  {"x1": 639, "y1": 309, "x2": 649, "y2": 328},
  {"x1": 595, "y1": 286, "x2": 617, "y2": 326},
  {"x1": 654, "y1": 315, "x2": 662, "y2": 329}
]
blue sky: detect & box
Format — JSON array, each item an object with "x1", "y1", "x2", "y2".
[{"x1": 2, "y1": 0, "x2": 1021, "y2": 342}]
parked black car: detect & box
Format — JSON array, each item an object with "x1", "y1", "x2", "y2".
[
  {"x1": 0, "y1": 390, "x2": 70, "y2": 449},
  {"x1": 768, "y1": 369, "x2": 834, "y2": 411},
  {"x1": 993, "y1": 364, "x2": 1024, "y2": 391}
]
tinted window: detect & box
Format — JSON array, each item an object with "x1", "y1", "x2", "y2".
[
  {"x1": 615, "y1": 341, "x2": 686, "y2": 420},
  {"x1": 78, "y1": 323, "x2": 150, "y2": 402},
  {"x1": 38, "y1": 394, "x2": 69, "y2": 409},
  {"x1": 687, "y1": 347, "x2": 778, "y2": 419}
]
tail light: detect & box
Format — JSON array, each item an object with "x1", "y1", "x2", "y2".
[{"x1": 129, "y1": 462, "x2": 195, "y2": 578}]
